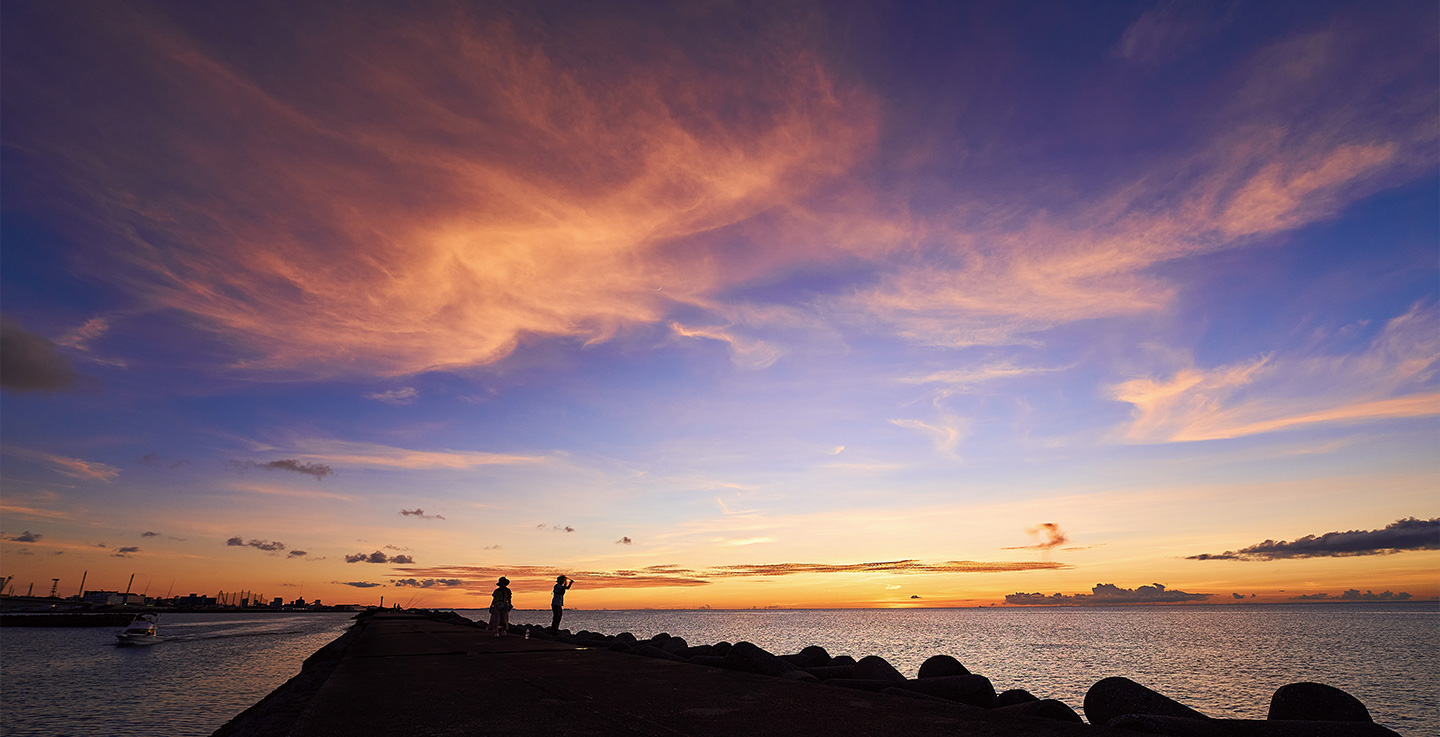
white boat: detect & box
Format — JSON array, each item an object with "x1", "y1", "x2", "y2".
[{"x1": 115, "y1": 613, "x2": 163, "y2": 646}]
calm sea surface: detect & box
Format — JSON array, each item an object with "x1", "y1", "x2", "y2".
[
  {"x1": 463, "y1": 603, "x2": 1438, "y2": 734},
  {"x1": 2, "y1": 604, "x2": 1435, "y2": 735},
  {"x1": 1, "y1": 612, "x2": 355, "y2": 737}
]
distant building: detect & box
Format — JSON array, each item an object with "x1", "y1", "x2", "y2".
[
  {"x1": 174, "y1": 593, "x2": 219, "y2": 608},
  {"x1": 272, "y1": 597, "x2": 284, "y2": 608},
  {"x1": 81, "y1": 591, "x2": 145, "y2": 606}
]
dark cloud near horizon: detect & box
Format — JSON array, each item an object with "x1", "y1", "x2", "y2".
[
  {"x1": 345, "y1": 550, "x2": 413, "y2": 564},
  {"x1": 400, "y1": 508, "x2": 445, "y2": 520},
  {"x1": 537, "y1": 524, "x2": 575, "y2": 533},
  {"x1": 337, "y1": 581, "x2": 382, "y2": 588},
  {"x1": 229, "y1": 458, "x2": 334, "y2": 480},
  {"x1": 392, "y1": 578, "x2": 463, "y2": 588},
  {"x1": 1006, "y1": 582, "x2": 1211, "y2": 606},
  {"x1": 288, "y1": 550, "x2": 307, "y2": 557},
  {"x1": 616, "y1": 536, "x2": 633, "y2": 545},
  {"x1": 141, "y1": 531, "x2": 160, "y2": 537},
  {"x1": 1188, "y1": 517, "x2": 1439, "y2": 561},
  {"x1": 227, "y1": 536, "x2": 287, "y2": 552},
  {"x1": 6, "y1": 531, "x2": 44, "y2": 543},
  {"x1": 0, "y1": 316, "x2": 81, "y2": 393},
  {"x1": 1290, "y1": 589, "x2": 1413, "y2": 601}
]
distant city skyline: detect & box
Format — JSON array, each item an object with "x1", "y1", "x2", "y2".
[{"x1": 2, "y1": 1, "x2": 1436, "y2": 610}]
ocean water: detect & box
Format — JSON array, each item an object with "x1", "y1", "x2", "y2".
[
  {"x1": 1, "y1": 605, "x2": 1434, "y2": 735},
  {"x1": 0, "y1": 612, "x2": 355, "y2": 737},
  {"x1": 463, "y1": 603, "x2": 1439, "y2": 734}
]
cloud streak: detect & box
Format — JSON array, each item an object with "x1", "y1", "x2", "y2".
[
  {"x1": 1112, "y1": 304, "x2": 1439, "y2": 443},
  {"x1": 395, "y1": 559, "x2": 1069, "y2": 591},
  {"x1": 1188, "y1": 517, "x2": 1439, "y2": 560},
  {"x1": 2, "y1": 447, "x2": 120, "y2": 482},
  {"x1": 230, "y1": 459, "x2": 335, "y2": 480}
]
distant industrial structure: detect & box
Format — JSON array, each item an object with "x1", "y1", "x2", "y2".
[{"x1": 0, "y1": 571, "x2": 359, "y2": 613}]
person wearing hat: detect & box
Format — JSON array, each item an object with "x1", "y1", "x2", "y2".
[
  {"x1": 550, "y1": 575, "x2": 574, "y2": 633},
  {"x1": 488, "y1": 577, "x2": 513, "y2": 635}
]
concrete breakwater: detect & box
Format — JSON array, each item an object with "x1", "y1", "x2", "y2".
[{"x1": 215, "y1": 610, "x2": 1404, "y2": 736}]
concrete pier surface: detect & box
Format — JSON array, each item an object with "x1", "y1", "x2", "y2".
[{"x1": 220, "y1": 611, "x2": 1128, "y2": 736}]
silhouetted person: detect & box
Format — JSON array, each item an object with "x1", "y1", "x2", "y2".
[
  {"x1": 550, "y1": 575, "x2": 574, "y2": 632},
  {"x1": 488, "y1": 577, "x2": 512, "y2": 635}
]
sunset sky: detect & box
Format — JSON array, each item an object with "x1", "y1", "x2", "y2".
[{"x1": 2, "y1": 1, "x2": 1436, "y2": 610}]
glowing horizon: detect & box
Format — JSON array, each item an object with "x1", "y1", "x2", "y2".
[{"x1": 1, "y1": 1, "x2": 1436, "y2": 611}]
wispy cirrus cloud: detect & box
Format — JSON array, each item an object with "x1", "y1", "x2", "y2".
[
  {"x1": 282, "y1": 438, "x2": 542, "y2": 471},
  {"x1": 400, "y1": 508, "x2": 445, "y2": 520},
  {"x1": 901, "y1": 361, "x2": 1066, "y2": 389},
  {"x1": 669, "y1": 322, "x2": 784, "y2": 371},
  {"x1": 0, "y1": 504, "x2": 70, "y2": 520},
  {"x1": 844, "y1": 21, "x2": 1432, "y2": 351},
  {"x1": 1188, "y1": 517, "x2": 1440, "y2": 561},
  {"x1": 2, "y1": 446, "x2": 119, "y2": 482},
  {"x1": 6, "y1": 4, "x2": 875, "y2": 380},
  {"x1": 1111, "y1": 303, "x2": 1439, "y2": 443},
  {"x1": 365, "y1": 387, "x2": 418, "y2": 405}
]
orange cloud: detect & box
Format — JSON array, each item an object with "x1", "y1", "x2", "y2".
[
  {"x1": 1111, "y1": 303, "x2": 1439, "y2": 442},
  {"x1": 281, "y1": 439, "x2": 543, "y2": 471},
  {"x1": 846, "y1": 26, "x2": 1430, "y2": 349},
  {"x1": 1, "y1": 447, "x2": 120, "y2": 482},
  {"x1": 398, "y1": 558, "x2": 1068, "y2": 591},
  {"x1": 17, "y1": 5, "x2": 876, "y2": 379}
]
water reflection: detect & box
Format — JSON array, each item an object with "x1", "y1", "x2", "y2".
[{"x1": 2, "y1": 612, "x2": 355, "y2": 737}]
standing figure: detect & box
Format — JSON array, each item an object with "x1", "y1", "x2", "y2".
[
  {"x1": 550, "y1": 575, "x2": 574, "y2": 633},
  {"x1": 488, "y1": 577, "x2": 513, "y2": 635}
]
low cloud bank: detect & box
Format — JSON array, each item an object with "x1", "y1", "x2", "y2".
[
  {"x1": 1006, "y1": 582, "x2": 1211, "y2": 606},
  {"x1": 1189, "y1": 517, "x2": 1439, "y2": 560},
  {"x1": 1290, "y1": 589, "x2": 1412, "y2": 601}
]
